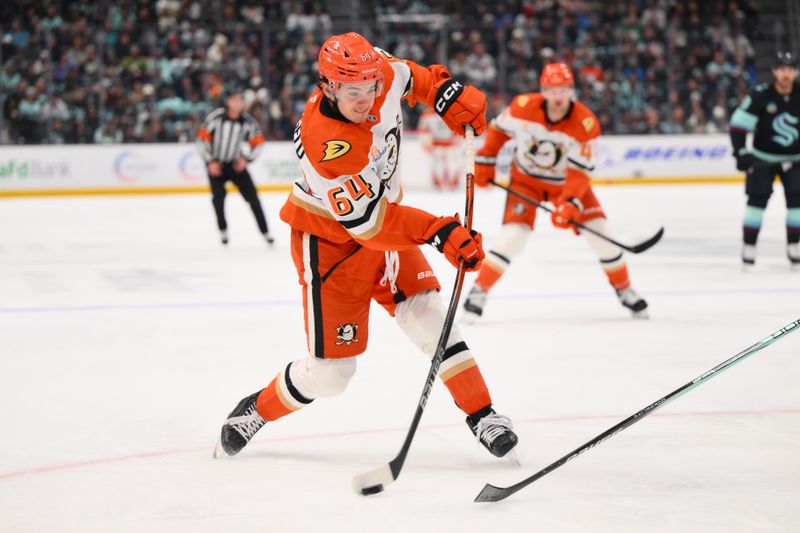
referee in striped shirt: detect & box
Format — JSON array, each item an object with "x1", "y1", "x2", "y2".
[{"x1": 196, "y1": 88, "x2": 274, "y2": 246}]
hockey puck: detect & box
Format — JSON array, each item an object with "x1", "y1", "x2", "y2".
[{"x1": 361, "y1": 484, "x2": 384, "y2": 496}]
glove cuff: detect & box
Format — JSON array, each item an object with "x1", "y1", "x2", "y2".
[
  {"x1": 434, "y1": 79, "x2": 465, "y2": 116},
  {"x1": 565, "y1": 196, "x2": 584, "y2": 213},
  {"x1": 475, "y1": 155, "x2": 497, "y2": 166},
  {"x1": 425, "y1": 220, "x2": 460, "y2": 252}
]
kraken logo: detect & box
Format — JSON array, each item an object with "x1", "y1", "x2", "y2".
[
  {"x1": 772, "y1": 112, "x2": 799, "y2": 147},
  {"x1": 320, "y1": 140, "x2": 351, "y2": 162}
]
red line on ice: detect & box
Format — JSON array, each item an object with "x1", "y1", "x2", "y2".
[{"x1": 1, "y1": 408, "x2": 797, "y2": 481}]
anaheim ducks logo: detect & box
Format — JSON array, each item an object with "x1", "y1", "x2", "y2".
[
  {"x1": 335, "y1": 322, "x2": 360, "y2": 346},
  {"x1": 321, "y1": 140, "x2": 351, "y2": 162},
  {"x1": 378, "y1": 115, "x2": 402, "y2": 183},
  {"x1": 525, "y1": 138, "x2": 564, "y2": 169}
]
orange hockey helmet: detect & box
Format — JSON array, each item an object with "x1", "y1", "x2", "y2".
[
  {"x1": 540, "y1": 63, "x2": 575, "y2": 88},
  {"x1": 318, "y1": 32, "x2": 384, "y2": 96}
]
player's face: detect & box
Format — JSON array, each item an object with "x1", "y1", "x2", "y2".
[
  {"x1": 335, "y1": 80, "x2": 379, "y2": 123},
  {"x1": 773, "y1": 65, "x2": 798, "y2": 88},
  {"x1": 541, "y1": 85, "x2": 574, "y2": 114}
]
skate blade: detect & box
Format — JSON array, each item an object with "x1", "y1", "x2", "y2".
[
  {"x1": 632, "y1": 309, "x2": 650, "y2": 320},
  {"x1": 791, "y1": 263, "x2": 800, "y2": 273},
  {"x1": 503, "y1": 448, "x2": 521, "y2": 466},
  {"x1": 212, "y1": 438, "x2": 227, "y2": 459}
]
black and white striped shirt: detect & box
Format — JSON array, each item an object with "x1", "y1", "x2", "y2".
[{"x1": 196, "y1": 108, "x2": 265, "y2": 163}]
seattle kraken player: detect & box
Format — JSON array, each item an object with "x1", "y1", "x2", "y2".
[{"x1": 730, "y1": 51, "x2": 800, "y2": 270}]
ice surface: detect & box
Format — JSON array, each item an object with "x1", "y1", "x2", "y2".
[{"x1": 0, "y1": 184, "x2": 798, "y2": 532}]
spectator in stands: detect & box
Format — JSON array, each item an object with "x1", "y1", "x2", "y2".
[
  {"x1": 465, "y1": 43, "x2": 497, "y2": 92},
  {"x1": 93, "y1": 116, "x2": 123, "y2": 144},
  {"x1": 0, "y1": 0, "x2": 771, "y2": 144}
]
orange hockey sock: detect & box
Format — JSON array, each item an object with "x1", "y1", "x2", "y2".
[
  {"x1": 475, "y1": 261, "x2": 504, "y2": 292},
  {"x1": 438, "y1": 341, "x2": 492, "y2": 415},
  {"x1": 255, "y1": 365, "x2": 314, "y2": 422},
  {"x1": 604, "y1": 263, "x2": 631, "y2": 291}
]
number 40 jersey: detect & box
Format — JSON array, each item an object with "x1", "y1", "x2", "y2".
[{"x1": 479, "y1": 93, "x2": 601, "y2": 195}]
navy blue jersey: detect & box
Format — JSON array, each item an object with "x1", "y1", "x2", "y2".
[{"x1": 730, "y1": 82, "x2": 800, "y2": 162}]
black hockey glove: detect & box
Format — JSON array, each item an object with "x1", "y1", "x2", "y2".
[{"x1": 735, "y1": 149, "x2": 754, "y2": 172}]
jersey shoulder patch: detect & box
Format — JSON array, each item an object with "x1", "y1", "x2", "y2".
[
  {"x1": 571, "y1": 101, "x2": 601, "y2": 139},
  {"x1": 508, "y1": 93, "x2": 542, "y2": 120},
  {"x1": 320, "y1": 140, "x2": 352, "y2": 161},
  {"x1": 300, "y1": 100, "x2": 370, "y2": 178}
]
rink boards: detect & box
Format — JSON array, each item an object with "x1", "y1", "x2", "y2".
[{"x1": 0, "y1": 134, "x2": 741, "y2": 197}]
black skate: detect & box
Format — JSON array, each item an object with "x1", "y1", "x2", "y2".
[
  {"x1": 742, "y1": 244, "x2": 756, "y2": 272},
  {"x1": 462, "y1": 285, "x2": 487, "y2": 323},
  {"x1": 788, "y1": 243, "x2": 800, "y2": 272},
  {"x1": 466, "y1": 406, "x2": 519, "y2": 459},
  {"x1": 616, "y1": 287, "x2": 649, "y2": 319},
  {"x1": 220, "y1": 230, "x2": 229, "y2": 245},
  {"x1": 263, "y1": 232, "x2": 275, "y2": 247},
  {"x1": 213, "y1": 391, "x2": 267, "y2": 458}
]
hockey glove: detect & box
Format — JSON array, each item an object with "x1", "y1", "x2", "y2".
[
  {"x1": 424, "y1": 215, "x2": 485, "y2": 271},
  {"x1": 473, "y1": 155, "x2": 496, "y2": 187},
  {"x1": 551, "y1": 197, "x2": 583, "y2": 234},
  {"x1": 433, "y1": 79, "x2": 487, "y2": 137},
  {"x1": 735, "y1": 149, "x2": 754, "y2": 171}
]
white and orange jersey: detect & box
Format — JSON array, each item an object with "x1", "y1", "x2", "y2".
[
  {"x1": 419, "y1": 109, "x2": 459, "y2": 147},
  {"x1": 280, "y1": 51, "x2": 451, "y2": 250},
  {"x1": 480, "y1": 93, "x2": 600, "y2": 192}
]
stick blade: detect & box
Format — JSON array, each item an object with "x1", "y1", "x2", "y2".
[
  {"x1": 474, "y1": 483, "x2": 510, "y2": 503},
  {"x1": 352, "y1": 463, "x2": 395, "y2": 496},
  {"x1": 628, "y1": 226, "x2": 664, "y2": 254}
]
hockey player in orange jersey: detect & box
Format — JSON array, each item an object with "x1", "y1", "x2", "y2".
[
  {"x1": 419, "y1": 106, "x2": 462, "y2": 190},
  {"x1": 462, "y1": 63, "x2": 649, "y2": 321},
  {"x1": 213, "y1": 33, "x2": 518, "y2": 462}
]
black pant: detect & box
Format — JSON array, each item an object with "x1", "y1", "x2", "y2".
[
  {"x1": 746, "y1": 161, "x2": 800, "y2": 206},
  {"x1": 209, "y1": 163, "x2": 269, "y2": 234},
  {"x1": 745, "y1": 160, "x2": 800, "y2": 245}
]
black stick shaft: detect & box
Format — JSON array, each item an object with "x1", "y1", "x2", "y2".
[
  {"x1": 475, "y1": 318, "x2": 800, "y2": 502},
  {"x1": 490, "y1": 180, "x2": 663, "y2": 254},
  {"x1": 386, "y1": 127, "x2": 476, "y2": 479}
]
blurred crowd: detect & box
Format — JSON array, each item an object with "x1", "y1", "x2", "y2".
[{"x1": 0, "y1": 0, "x2": 760, "y2": 144}]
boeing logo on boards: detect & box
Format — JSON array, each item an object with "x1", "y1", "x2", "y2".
[{"x1": 620, "y1": 145, "x2": 729, "y2": 162}]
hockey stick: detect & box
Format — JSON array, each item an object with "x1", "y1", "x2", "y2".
[
  {"x1": 353, "y1": 127, "x2": 477, "y2": 496},
  {"x1": 475, "y1": 318, "x2": 800, "y2": 503},
  {"x1": 490, "y1": 180, "x2": 664, "y2": 254}
]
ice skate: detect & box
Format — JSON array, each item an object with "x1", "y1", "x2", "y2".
[
  {"x1": 213, "y1": 391, "x2": 267, "y2": 458},
  {"x1": 788, "y1": 243, "x2": 800, "y2": 271},
  {"x1": 616, "y1": 287, "x2": 649, "y2": 318},
  {"x1": 263, "y1": 232, "x2": 275, "y2": 247},
  {"x1": 220, "y1": 230, "x2": 229, "y2": 246},
  {"x1": 742, "y1": 244, "x2": 756, "y2": 272},
  {"x1": 462, "y1": 285, "x2": 487, "y2": 323},
  {"x1": 467, "y1": 406, "x2": 519, "y2": 462}
]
